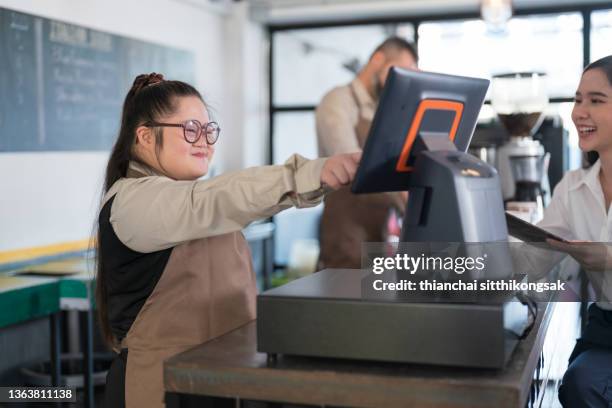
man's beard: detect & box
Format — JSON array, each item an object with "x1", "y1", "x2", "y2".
[{"x1": 372, "y1": 73, "x2": 383, "y2": 101}]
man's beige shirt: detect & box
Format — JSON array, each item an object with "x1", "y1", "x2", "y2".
[{"x1": 316, "y1": 78, "x2": 376, "y2": 157}]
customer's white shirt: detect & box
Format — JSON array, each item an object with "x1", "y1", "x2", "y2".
[
  {"x1": 538, "y1": 159, "x2": 612, "y2": 309},
  {"x1": 539, "y1": 160, "x2": 612, "y2": 242}
]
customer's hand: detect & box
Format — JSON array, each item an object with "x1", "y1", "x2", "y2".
[
  {"x1": 320, "y1": 152, "x2": 361, "y2": 190},
  {"x1": 546, "y1": 239, "x2": 612, "y2": 272}
]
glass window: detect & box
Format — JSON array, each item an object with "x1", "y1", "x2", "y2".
[
  {"x1": 272, "y1": 111, "x2": 318, "y2": 164},
  {"x1": 546, "y1": 102, "x2": 581, "y2": 171},
  {"x1": 274, "y1": 206, "x2": 323, "y2": 266},
  {"x1": 272, "y1": 111, "x2": 321, "y2": 265},
  {"x1": 273, "y1": 24, "x2": 414, "y2": 107},
  {"x1": 418, "y1": 13, "x2": 583, "y2": 98},
  {"x1": 591, "y1": 9, "x2": 612, "y2": 62}
]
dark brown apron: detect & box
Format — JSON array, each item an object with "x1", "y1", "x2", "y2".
[{"x1": 318, "y1": 83, "x2": 404, "y2": 269}]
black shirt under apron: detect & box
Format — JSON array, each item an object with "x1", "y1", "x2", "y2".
[
  {"x1": 98, "y1": 194, "x2": 173, "y2": 343},
  {"x1": 99, "y1": 195, "x2": 174, "y2": 407}
]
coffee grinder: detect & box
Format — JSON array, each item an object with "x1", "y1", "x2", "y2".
[{"x1": 492, "y1": 72, "x2": 551, "y2": 221}]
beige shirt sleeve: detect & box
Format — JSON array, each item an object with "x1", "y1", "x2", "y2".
[
  {"x1": 315, "y1": 86, "x2": 361, "y2": 157},
  {"x1": 106, "y1": 155, "x2": 327, "y2": 253}
]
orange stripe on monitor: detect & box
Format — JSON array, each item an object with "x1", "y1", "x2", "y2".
[{"x1": 395, "y1": 99, "x2": 464, "y2": 172}]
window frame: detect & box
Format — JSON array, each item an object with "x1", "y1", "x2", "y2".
[
  {"x1": 268, "y1": 2, "x2": 612, "y2": 163},
  {"x1": 267, "y1": 2, "x2": 612, "y2": 268}
]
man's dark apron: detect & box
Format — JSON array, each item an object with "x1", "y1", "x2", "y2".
[{"x1": 318, "y1": 83, "x2": 404, "y2": 269}]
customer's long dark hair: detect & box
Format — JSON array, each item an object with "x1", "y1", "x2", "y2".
[
  {"x1": 95, "y1": 73, "x2": 204, "y2": 348},
  {"x1": 581, "y1": 55, "x2": 612, "y2": 167}
]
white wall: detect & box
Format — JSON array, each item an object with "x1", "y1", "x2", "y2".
[
  {"x1": 223, "y1": 2, "x2": 269, "y2": 170},
  {"x1": 0, "y1": 0, "x2": 268, "y2": 252}
]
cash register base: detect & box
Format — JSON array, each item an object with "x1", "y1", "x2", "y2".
[{"x1": 257, "y1": 269, "x2": 529, "y2": 369}]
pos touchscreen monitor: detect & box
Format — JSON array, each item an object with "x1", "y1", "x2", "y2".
[{"x1": 351, "y1": 68, "x2": 489, "y2": 194}]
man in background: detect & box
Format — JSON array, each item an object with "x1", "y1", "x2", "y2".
[{"x1": 317, "y1": 36, "x2": 418, "y2": 269}]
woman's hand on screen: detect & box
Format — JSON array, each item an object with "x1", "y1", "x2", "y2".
[{"x1": 320, "y1": 152, "x2": 361, "y2": 190}]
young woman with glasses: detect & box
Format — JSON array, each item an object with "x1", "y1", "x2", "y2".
[{"x1": 96, "y1": 73, "x2": 360, "y2": 408}]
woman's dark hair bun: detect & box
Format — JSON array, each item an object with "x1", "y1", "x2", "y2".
[{"x1": 131, "y1": 72, "x2": 165, "y2": 95}]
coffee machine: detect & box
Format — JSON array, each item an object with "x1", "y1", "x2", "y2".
[{"x1": 491, "y1": 72, "x2": 551, "y2": 220}]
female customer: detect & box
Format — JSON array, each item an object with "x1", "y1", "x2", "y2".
[{"x1": 533, "y1": 55, "x2": 612, "y2": 407}]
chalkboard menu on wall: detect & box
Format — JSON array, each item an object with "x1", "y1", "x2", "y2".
[{"x1": 0, "y1": 8, "x2": 195, "y2": 151}]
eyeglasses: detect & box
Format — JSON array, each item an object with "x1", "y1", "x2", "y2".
[{"x1": 144, "y1": 120, "x2": 220, "y2": 145}]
